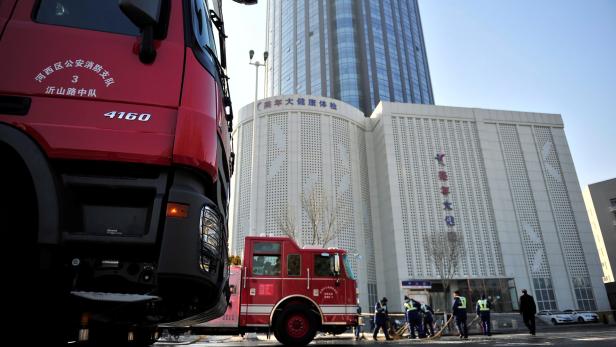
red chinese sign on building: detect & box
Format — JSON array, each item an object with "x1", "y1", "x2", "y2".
[{"x1": 435, "y1": 151, "x2": 455, "y2": 227}]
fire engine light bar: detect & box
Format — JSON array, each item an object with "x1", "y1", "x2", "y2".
[{"x1": 166, "y1": 202, "x2": 189, "y2": 218}]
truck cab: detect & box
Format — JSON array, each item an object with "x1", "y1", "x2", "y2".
[{"x1": 0, "y1": 0, "x2": 254, "y2": 345}]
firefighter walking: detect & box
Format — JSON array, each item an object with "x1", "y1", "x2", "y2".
[
  {"x1": 476, "y1": 294, "x2": 492, "y2": 336},
  {"x1": 452, "y1": 290, "x2": 468, "y2": 339},
  {"x1": 404, "y1": 296, "x2": 424, "y2": 339}
]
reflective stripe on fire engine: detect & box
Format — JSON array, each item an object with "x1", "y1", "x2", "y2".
[
  {"x1": 321, "y1": 305, "x2": 358, "y2": 314},
  {"x1": 240, "y1": 304, "x2": 357, "y2": 315},
  {"x1": 245, "y1": 277, "x2": 340, "y2": 281},
  {"x1": 240, "y1": 304, "x2": 273, "y2": 314}
]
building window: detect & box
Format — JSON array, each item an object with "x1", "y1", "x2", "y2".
[
  {"x1": 533, "y1": 278, "x2": 557, "y2": 311},
  {"x1": 573, "y1": 277, "x2": 597, "y2": 311},
  {"x1": 368, "y1": 283, "x2": 378, "y2": 311}
]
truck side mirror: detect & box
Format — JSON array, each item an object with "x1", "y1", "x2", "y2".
[
  {"x1": 119, "y1": 0, "x2": 162, "y2": 64},
  {"x1": 334, "y1": 253, "x2": 340, "y2": 275}
]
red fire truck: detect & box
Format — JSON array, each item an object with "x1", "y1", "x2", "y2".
[
  {"x1": 189, "y1": 236, "x2": 359, "y2": 346},
  {"x1": 0, "y1": 0, "x2": 254, "y2": 345}
]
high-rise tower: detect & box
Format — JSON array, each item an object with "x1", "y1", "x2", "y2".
[{"x1": 265, "y1": 0, "x2": 434, "y2": 115}]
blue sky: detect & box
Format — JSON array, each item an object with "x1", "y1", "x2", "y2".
[{"x1": 224, "y1": 0, "x2": 615, "y2": 188}]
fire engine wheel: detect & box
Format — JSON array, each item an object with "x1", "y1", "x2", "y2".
[{"x1": 274, "y1": 304, "x2": 318, "y2": 346}]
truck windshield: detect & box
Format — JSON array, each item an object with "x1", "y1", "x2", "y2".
[
  {"x1": 35, "y1": 0, "x2": 139, "y2": 36},
  {"x1": 343, "y1": 254, "x2": 355, "y2": 280}
]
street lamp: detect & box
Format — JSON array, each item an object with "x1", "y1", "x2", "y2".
[{"x1": 248, "y1": 50, "x2": 268, "y2": 235}]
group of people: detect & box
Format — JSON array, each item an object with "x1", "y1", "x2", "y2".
[
  {"x1": 362, "y1": 289, "x2": 537, "y2": 341},
  {"x1": 403, "y1": 296, "x2": 436, "y2": 339},
  {"x1": 364, "y1": 296, "x2": 435, "y2": 341}
]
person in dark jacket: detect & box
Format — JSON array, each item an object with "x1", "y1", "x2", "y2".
[
  {"x1": 421, "y1": 302, "x2": 435, "y2": 337},
  {"x1": 373, "y1": 297, "x2": 392, "y2": 340},
  {"x1": 452, "y1": 290, "x2": 468, "y2": 339},
  {"x1": 519, "y1": 289, "x2": 537, "y2": 335}
]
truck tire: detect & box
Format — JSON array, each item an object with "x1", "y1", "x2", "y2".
[
  {"x1": 88, "y1": 320, "x2": 156, "y2": 347},
  {"x1": 274, "y1": 304, "x2": 318, "y2": 346},
  {"x1": 132, "y1": 325, "x2": 158, "y2": 346}
]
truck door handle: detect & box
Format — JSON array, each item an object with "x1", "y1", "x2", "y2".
[
  {"x1": 243, "y1": 266, "x2": 247, "y2": 289},
  {"x1": 307, "y1": 268, "x2": 310, "y2": 290}
]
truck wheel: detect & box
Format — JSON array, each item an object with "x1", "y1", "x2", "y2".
[
  {"x1": 132, "y1": 325, "x2": 157, "y2": 346},
  {"x1": 88, "y1": 321, "x2": 156, "y2": 346},
  {"x1": 274, "y1": 304, "x2": 317, "y2": 346},
  {"x1": 577, "y1": 317, "x2": 585, "y2": 323},
  {"x1": 87, "y1": 320, "x2": 127, "y2": 346},
  {"x1": 551, "y1": 318, "x2": 557, "y2": 325}
]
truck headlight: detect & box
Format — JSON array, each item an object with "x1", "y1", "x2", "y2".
[{"x1": 200, "y1": 205, "x2": 221, "y2": 272}]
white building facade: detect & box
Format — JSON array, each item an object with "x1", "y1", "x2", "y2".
[
  {"x1": 229, "y1": 95, "x2": 380, "y2": 308},
  {"x1": 583, "y1": 178, "x2": 616, "y2": 283},
  {"x1": 229, "y1": 95, "x2": 610, "y2": 313}
]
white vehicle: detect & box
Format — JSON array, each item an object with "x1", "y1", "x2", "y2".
[
  {"x1": 562, "y1": 309, "x2": 600, "y2": 323},
  {"x1": 536, "y1": 310, "x2": 575, "y2": 325}
]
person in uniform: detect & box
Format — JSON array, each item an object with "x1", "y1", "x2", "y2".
[
  {"x1": 476, "y1": 294, "x2": 492, "y2": 336},
  {"x1": 421, "y1": 302, "x2": 435, "y2": 337},
  {"x1": 403, "y1": 296, "x2": 423, "y2": 339},
  {"x1": 452, "y1": 290, "x2": 468, "y2": 339},
  {"x1": 373, "y1": 297, "x2": 392, "y2": 340}
]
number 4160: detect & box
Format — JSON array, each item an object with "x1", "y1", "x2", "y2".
[{"x1": 104, "y1": 111, "x2": 151, "y2": 121}]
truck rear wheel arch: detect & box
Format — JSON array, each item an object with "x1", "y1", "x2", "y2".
[{"x1": 0, "y1": 123, "x2": 59, "y2": 245}]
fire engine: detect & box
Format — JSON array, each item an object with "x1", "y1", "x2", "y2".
[
  {"x1": 188, "y1": 236, "x2": 359, "y2": 346},
  {"x1": 0, "y1": 0, "x2": 255, "y2": 345}
]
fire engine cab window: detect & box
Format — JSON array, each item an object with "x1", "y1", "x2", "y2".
[
  {"x1": 252, "y1": 242, "x2": 281, "y2": 276},
  {"x1": 253, "y1": 242, "x2": 280, "y2": 254},
  {"x1": 314, "y1": 254, "x2": 336, "y2": 277},
  {"x1": 287, "y1": 254, "x2": 300, "y2": 276},
  {"x1": 35, "y1": 0, "x2": 139, "y2": 36},
  {"x1": 252, "y1": 255, "x2": 280, "y2": 276},
  {"x1": 191, "y1": 0, "x2": 218, "y2": 57}
]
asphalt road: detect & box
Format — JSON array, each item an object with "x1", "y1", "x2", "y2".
[{"x1": 155, "y1": 325, "x2": 616, "y2": 347}]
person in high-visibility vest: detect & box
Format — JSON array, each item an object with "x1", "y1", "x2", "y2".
[
  {"x1": 403, "y1": 296, "x2": 423, "y2": 339},
  {"x1": 373, "y1": 297, "x2": 392, "y2": 341},
  {"x1": 475, "y1": 294, "x2": 492, "y2": 336},
  {"x1": 421, "y1": 302, "x2": 435, "y2": 337},
  {"x1": 452, "y1": 290, "x2": 468, "y2": 339}
]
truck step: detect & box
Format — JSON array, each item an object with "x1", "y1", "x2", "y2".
[{"x1": 71, "y1": 291, "x2": 160, "y2": 303}]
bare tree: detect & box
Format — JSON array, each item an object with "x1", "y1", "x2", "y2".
[
  {"x1": 302, "y1": 190, "x2": 338, "y2": 247},
  {"x1": 424, "y1": 231, "x2": 465, "y2": 316},
  {"x1": 279, "y1": 206, "x2": 300, "y2": 245}
]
